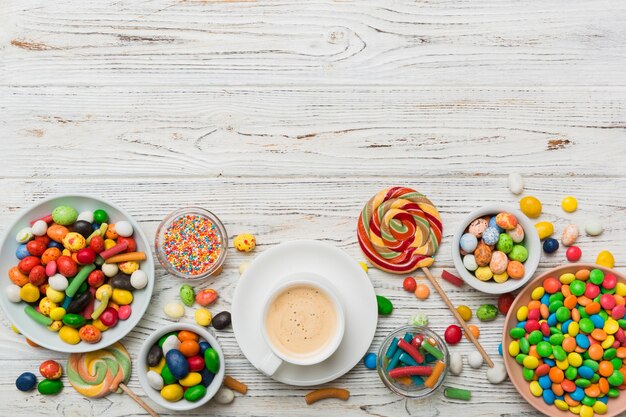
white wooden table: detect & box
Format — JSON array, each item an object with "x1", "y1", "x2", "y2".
[{"x1": 1, "y1": 1, "x2": 625, "y2": 415}]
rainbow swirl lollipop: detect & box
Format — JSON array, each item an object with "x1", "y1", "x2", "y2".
[
  {"x1": 67, "y1": 342, "x2": 131, "y2": 398},
  {"x1": 357, "y1": 186, "x2": 443, "y2": 273}
]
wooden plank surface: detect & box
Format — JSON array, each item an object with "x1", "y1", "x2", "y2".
[{"x1": 1, "y1": 0, "x2": 625, "y2": 416}]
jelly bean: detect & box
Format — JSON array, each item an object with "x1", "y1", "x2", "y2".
[
  {"x1": 402, "y1": 276, "x2": 417, "y2": 293},
  {"x1": 111, "y1": 288, "x2": 132, "y2": 305},
  {"x1": 184, "y1": 385, "x2": 207, "y2": 402},
  {"x1": 99, "y1": 307, "x2": 118, "y2": 327},
  {"x1": 212, "y1": 311, "x2": 231, "y2": 330},
  {"x1": 166, "y1": 350, "x2": 190, "y2": 380},
  {"x1": 37, "y1": 378, "x2": 63, "y2": 395},
  {"x1": 58, "y1": 326, "x2": 80, "y2": 344},
  {"x1": 194, "y1": 308, "x2": 212, "y2": 327},
  {"x1": 179, "y1": 372, "x2": 202, "y2": 387},
  {"x1": 596, "y1": 251, "x2": 615, "y2": 269},
  {"x1": 16, "y1": 372, "x2": 37, "y2": 392},
  {"x1": 543, "y1": 238, "x2": 559, "y2": 254},
  {"x1": 377, "y1": 295, "x2": 393, "y2": 315},
  {"x1": 118, "y1": 305, "x2": 132, "y2": 320},
  {"x1": 535, "y1": 221, "x2": 554, "y2": 240},
  {"x1": 444, "y1": 325, "x2": 462, "y2": 344},
  {"x1": 146, "y1": 370, "x2": 164, "y2": 391},
  {"x1": 463, "y1": 255, "x2": 478, "y2": 271},
  {"x1": 457, "y1": 305, "x2": 472, "y2": 321},
  {"x1": 204, "y1": 348, "x2": 220, "y2": 373},
  {"x1": 214, "y1": 387, "x2": 235, "y2": 404},
  {"x1": 161, "y1": 384, "x2": 184, "y2": 402},
  {"x1": 195, "y1": 289, "x2": 218, "y2": 306},
  {"x1": 39, "y1": 360, "x2": 62, "y2": 380},
  {"x1": 199, "y1": 367, "x2": 215, "y2": 387},
  {"x1": 180, "y1": 284, "x2": 195, "y2": 306},
  {"x1": 66, "y1": 291, "x2": 92, "y2": 314},
  {"x1": 585, "y1": 220, "x2": 603, "y2": 236},
  {"x1": 164, "y1": 302, "x2": 185, "y2": 319},
  {"x1": 161, "y1": 365, "x2": 176, "y2": 385},
  {"x1": 147, "y1": 344, "x2": 164, "y2": 367},
  {"x1": 162, "y1": 335, "x2": 182, "y2": 356},
  {"x1": 567, "y1": 246, "x2": 582, "y2": 262},
  {"x1": 562, "y1": 224, "x2": 579, "y2": 247},
  {"x1": 101, "y1": 263, "x2": 118, "y2": 278},
  {"x1": 179, "y1": 340, "x2": 200, "y2": 357},
  {"x1": 520, "y1": 196, "x2": 542, "y2": 218},
  {"x1": 188, "y1": 356, "x2": 205, "y2": 372},
  {"x1": 62, "y1": 313, "x2": 86, "y2": 328}
]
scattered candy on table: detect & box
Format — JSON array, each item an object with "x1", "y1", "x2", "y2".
[
  {"x1": 441, "y1": 270, "x2": 464, "y2": 287},
  {"x1": 585, "y1": 220, "x2": 603, "y2": 236},
  {"x1": 234, "y1": 233, "x2": 256, "y2": 252},
  {"x1": 562, "y1": 224, "x2": 580, "y2": 247},
  {"x1": 508, "y1": 267, "x2": 626, "y2": 417},
  {"x1": 508, "y1": 173, "x2": 524, "y2": 195},
  {"x1": 520, "y1": 196, "x2": 542, "y2": 219},
  {"x1": 486, "y1": 362, "x2": 508, "y2": 384},
  {"x1": 377, "y1": 295, "x2": 393, "y2": 315},
  {"x1": 467, "y1": 351, "x2": 484, "y2": 369},
  {"x1": 457, "y1": 305, "x2": 472, "y2": 321},
  {"x1": 543, "y1": 238, "x2": 560, "y2": 254},
  {"x1": 477, "y1": 304, "x2": 498, "y2": 322},
  {"x1": 223, "y1": 375, "x2": 248, "y2": 395},
  {"x1": 180, "y1": 284, "x2": 195, "y2": 306},
  {"x1": 212, "y1": 311, "x2": 232, "y2": 330},
  {"x1": 196, "y1": 288, "x2": 218, "y2": 306},
  {"x1": 6, "y1": 205, "x2": 148, "y2": 345},
  {"x1": 449, "y1": 352, "x2": 463, "y2": 375},
  {"x1": 16, "y1": 372, "x2": 37, "y2": 392},
  {"x1": 445, "y1": 325, "x2": 463, "y2": 344},
  {"x1": 164, "y1": 302, "x2": 185, "y2": 320},
  {"x1": 408, "y1": 312, "x2": 429, "y2": 327},
  {"x1": 403, "y1": 276, "x2": 417, "y2": 293},
  {"x1": 305, "y1": 388, "x2": 350, "y2": 405},
  {"x1": 535, "y1": 221, "x2": 554, "y2": 240},
  {"x1": 414, "y1": 284, "x2": 430, "y2": 300},
  {"x1": 444, "y1": 387, "x2": 472, "y2": 400},
  {"x1": 498, "y1": 293, "x2": 515, "y2": 315},
  {"x1": 363, "y1": 352, "x2": 377, "y2": 369},
  {"x1": 566, "y1": 246, "x2": 582, "y2": 262},
  {"x1": 561, "y1": 196, "x2": 578, "y2": 213},
  {"x1": 214, "y1": 387, "x2": 235, "y2": 404},
  {"x1": 596, "y1": 251, "x2": 615, "y2": 268}
]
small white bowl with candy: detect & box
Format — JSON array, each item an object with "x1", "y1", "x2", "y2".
[{"x1": 452, "y1": 205, "x2": 540, "y2": 294}]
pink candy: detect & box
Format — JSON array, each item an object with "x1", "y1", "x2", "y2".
[
  {"x1": 585, "y1": 284, "x2": 600, "y2": 299},
  {"x1": 612, "y1": 305, "x2": 626, "y2": 320},
  {"x1": 45, "y1": 261, "x2": 57, "y2": 277},
  {"x1": 525, "y1": 320, "x2": 541, "y2": 333},
  {"x1": 603, "y1": 274, "x2": 617, "y2": 289},
  {"x1": 118, "y1": 305, "x2": 132, "y2": 320},
  {"x1": 600, "y1": 294, "x2": 616, "y2": 310}
]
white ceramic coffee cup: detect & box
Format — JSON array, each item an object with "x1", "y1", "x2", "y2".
[{"x1": 258, "y1": 271, "x2": 345, "y2": 376}]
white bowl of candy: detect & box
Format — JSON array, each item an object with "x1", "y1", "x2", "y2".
[
  {"x1": 0, "y1": 194, "x2": 154, "y2": 352},
  {"x1": 452, "y1": 205, "x2": 541, "y2": 294}
]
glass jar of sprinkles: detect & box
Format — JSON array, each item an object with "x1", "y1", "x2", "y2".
[{"x1": 155, "y1": 207, "x2": 227, "y2": 280}]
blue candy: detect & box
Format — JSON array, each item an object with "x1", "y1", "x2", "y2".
[
  {"x1": 571, "y1": 387, "x2": 585, "y2": 401},
  {"x1": 385, "y1": 337, "x2": 399, "y2": 358},
  {"x1": 48, "y1": 241, "x2": 63, "y2": 249},
  {"x1": 590, "y1": 314, "x2": 605, "y2": 329},
  {"x1": 488, "y1": 217, "x2": 504, "y2": 233},
  {"x1": 517, "y1": 320, "x2": 527, "y2": 329},
  {"x1": 398, "y1": 352, "x2": 417, "y2": 367},
  {"x1": 542, "y1": 389, "x2": 556, "y2": 405},
  {"x1": 15, "y1": 372, "x2": 37, "y2": 392},
  {"x1": 363, "y1": 352, "x2": 377, "y2": 369},
  {"x1": 540, "y1": 294, "x2": 550, "y2": 306},
  {"x1": 578, "y1": 366, "x2": 594, "y2": 379},
  {"x1": 199, "y1": 341, "x2": 212, "y2": 355},
  {"x1": 459, "y1": 233, "x2": 478, "y2": 252},
  {"x1": 543, "y1": 238, "x2": 559, "y2": 254},
  {"x1": 165, "y1": 350, "x2": 189, "y2": 380},
  {"x1": 576, "y1": 334, "x2": 590, "y2": 349},
  {"x1": 547, "y1": 313, "x2": 557, "y2": 326},
  {"x1": 544, "y1": 358, "x2": 556, "y2": 367},
  {"x1": 498, "y1": 343, "x2": 503, "y2": 356},
  {"x1": 598, "y1": 396, "x2": 608, "y2": 404},
  {"x1": 482, "y1": 227, "x2": 500, "y2": 245},
  {"x1": 562, "y1": 320, "x2": 573, "y2": 334},
  {"x1": 199, "y1": 368, "x2": 215, "y2": 387},
  {"x1": 538, "y1": 375, "x2": 551, "y2": 389},
  {"x1": 16, "y1": 244, "x2": 30, "y2": 260}
]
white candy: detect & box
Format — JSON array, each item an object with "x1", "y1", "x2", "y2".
[
  {"x1": 163, "y1": 301, "x2": 185, "y2": 319},
  {"x1": 77, "y1": 211, "x2": 94, "y2": 223},
  {"x1": 463, "y1": 254, "x2": 478, "y2": 272},
  {"x1": 238, "y1": 262, "x2": 250, "y2": 276},
  {"x1": 449, "y1": 352, "x2": 463, "y2": 375},
  {"x1": 48, "y1": 274, "x2": 69, "y2": 291},
  {"x1": 562, "y1": 224, "x2": 579, "y2": 247},
  {"x1": 101, "y1": 263, "x2": 119, "y2": 278},
  {"x1": 467, "y1": 351, "x2": 484, "y2": 369},
  {"x1": 585, "y1": 219, "x2": 603, "y2": 236},
  {"x1": 130, "y1": 270, "x2": 148, "y2": 289},
  {"x1": 161, "y1": 334, "x2": 182, "y2": 356},
  {"x1": 114, "y1": 221, "x2": 133, "y2": 237},
  {"x1": 214, "y1": 387, "x2": 235, "y2": 404},
  {"x1": 6, "y1": 284, "x2": 21, "y2": 303},
  {"x1": 146, "y1": 370, "x2": 164, "y2": 391},
  {"x1": 507, "y1": 173, "x2": 524, "y2": 195},
  {"x1": 486, "y1": 362, "x2": 508, "y2": 384},
  {"x1": 408, "y1": 312, "x2": 429, "y2": 326},
  {"x1": 16, "y1": 227, "x2": 33, "y2": 243},
  {"x1": 31, "y1": 220, "x2": 48, "y2": 236}
]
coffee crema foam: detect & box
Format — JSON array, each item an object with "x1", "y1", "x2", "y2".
[{"x1": 265, "y1": 285, "x2": 337, "y2": 358}]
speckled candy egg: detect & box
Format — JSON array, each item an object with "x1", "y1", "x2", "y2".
[
  {"x1": 62, "y1": 232, "x2": 86, "y2": 252},
  {"x1": 463, "y1": 255, "x2": 478, "y2": 271},
  {"x1": 507, "y1": 261, "x2": 525, "y2": 279},
  {"x1": 468, "y1": 218, "x2": 488, "y2": 238},
  {"x1": 475, "y1": 266, "x2": 493, "y2": 281},
  {"x1": 509, "y1": 245, "x2": 528, "y2": 262},
  {"x1": 474, "y1": 242, "x2": 493, "y2": 267},
  {"x1": 234, "y1": 233, "x2": 256, "y2": 252},
  {"x1": 482, "y1": 227, "x2": 500, "y2": 246},
  {"x1": 495, "y1": 212, "x2": 518, "y2": 231},
  {"x1": 52, "y1": 206, "x2": 78, "y2": 226},
  {"x1": 488, "y1": 217, "x2": 504, "y2": 233},
  {"x1": 496, "y1": 233, "x2": 513, "y2": 254},
  {"x1": 459, "y1": 233, "x2": 478, "y2": 252},
  {"x1": 489, "y1": 251, "x2": 509, "y2": 274},
  {"x1": 507, "y1": 224, "x2": 525, "y2": 243},
  {"x1": 562, "y1": 223, "x2": 579, "y2": 247}
]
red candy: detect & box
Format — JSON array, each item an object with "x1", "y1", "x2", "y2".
[
  {"x1": 444, "y1": 325, "x2": 462, "y2": 344},
  {"x1": 56, "y1": 256, "x2": 78, "y2": 277},
  {"x1": 585, "y1": 284, "x2": 600, "y2": 299},
  {"x1": 26, "y1": 240, "x2": 47, "y2": 257},
  {"x1": 118, "y1": 305, "x2": 132, "y2": 320},
  {"x1": 528, "y1": 309, "x2": 541, "y2": 321},
  {"x1": 603, "y1": 274, "x2": 617, "y2": 289},
  {"x1": 498, "y1": 293, "x2": 515, "y2": 315},
  {"x1": 76, "y1": 247, "x2": 96, "y2": 264},
  {"x1": 441, "y1": 270, "x2": 464, "y2": 287},
  {"x1": 600, "y1": 294, "x2": 616, "y2": 310},
  {"x1": 99, "y1": 307, "x2": 119, "y2": 327},
  {"x1": 18, "y1": 256, "x2": 41, "y2": 274},
  {"x1": 543, "y1": 277, "x2": 561, "y2": 294},
  {"x1": 403, "y1": 277, "x2": 417, "y2": 292},
  {"x1": 87, "y1": 270, "x2": 105, "y2": 288},
  {"x1": 117, "y1": 236, "x2": 136, "y2": 253},
  {"x1": 524, "y1": 320, "x2": 541, "y2": 333},
  {"x1": 89, "y1": 235, "x2": 105, "y2": 254},
  {"x1": 39, "y1": 360, "x2": 62, "y2": 380},
  {"x1": 188, "y1": 355, "x2": 205, "y2": 371},
  {"x1": 196, "y1": 289, "x2": 218, "y2": 306},
  {"x1": 566, "y1": 246, "x2": 582, "y2": 262},
  {"x1": 28, "y1": 265, "x2": 47, "y2": 286},
  {"x1": 613, "y1": 305, "x2": 626, "y2": 320},
  {"x1": 411, "y1": 334, "x2": 424, "y2": 348}
]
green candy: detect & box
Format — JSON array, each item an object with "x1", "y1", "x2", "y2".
[
  {"x1": 611, "y1": 357, "x2": 622, "y2": 370},
  {"x1": 549, "y1": 293, "x2": 564, "y2": 303},
  {"x1": 161, "y1": 365, "x2": 176, "y2": 385},
  {"x1": 519, "y1": 337, "x2": 530, "y2": 354},
  {"x1": 608, "y1": 388, "x2": 620, "y2": 398},
  {"x1": 180, "y1": 284, "x2": 195, "y2": 307},
  {"x1": 553, "y1": 346, "x2": 567, "y2": 361},
  {"x1": 523, "y1": 367, "x2": 535, "y2": 381},
  {"x1": 549, "y1": 334, "x2": 565, "y2": 345},
  {"x1": 589, "y1": 269, "x2": 604, "y2": 285},
  {"x1": 550, "y1": 326, "x2": 562, "y2": 335},
  {"x1": 444, "y1": 387, "x2": 472, "y2": 401},
  {"x1": 496, "y1": 234, "x2": 513, "y2": 254},
  {"x1": 528, "y1": 330, "x2": 543, "y2": 345},
  {"x1": 602, "y1": 287, "x2": 616, "y2": 295},
  {"x1": 549, "y1": 301, "x2": 563, "y2": 313},
  {"x1": 509, "y1": 245, "x2": 528, "y2": 262},
  {"x1": 62, "y1": 313, "x2": 86, "y2": 328},
  {"x1": 576, "y1": 378, "x2": 591, "y2": 388},
  {"x1": 158, "y1": 332, "x2": 178, "y2": 347},
  {"x1": 184, "y1": 385, "x2": 206, "y2": 402},
  {"x1": 376, "y1": 295, "x2": 393, "y2": 315},
  {"x1": 536, "y1": 341, "x2": 553, "y2": 357},
  {"x1": 618, "y1": 319, "x2": 626, "y2": 329},
  {"x1": 204, "y1": 348, "x2": 220, "y2": 373},
  {"x1": 591, "y1": 374, "x2": 600, "y2": 383},
  {"x1": 579, "y1": 318, "x2": 594, "y2": 334},
  {"x1": 565, "y1": 366, "x2": 578, "y2": 380},
  {"x1": 24, "y1": 305, "x2": 53, "y2": 326},
  {"x1": 555, "y1": 306, "x2": 571, "y2": 322},
  {"x1": 515, "y1": 353, "x2": 528, "y2": 365},
  {"x1": 421, "y1": 340, "x2": 444, "y2": 360},
  {"x1": 579, "y1": 306, "x2": 589, "y2": 319},
  {"x1": 608, "y1": 370, "x2": 624, "y2": 386},
  {"x1": 93, "y1": 209, "x2": 108, "y2": 224},
  {"x1": 510, "y1": 327, "x2": 526, "y2": 339},
  {"x1": 599, "y1": 310, "x2": 609, "y2": 321},
  {"x1": 476, "y1": 304, "x2": 498, "y2": 322},
  {"x1": 52, "y1": 205, "x2": 78, "y2": 226},
  {"x1": 583, "y1": 359, "x2": 599, "y2": 372},
  {"x1": 582, "y1": 396, "x2": 596, "y2": 406},
  {"x1": 37, "y1": 379, "x2": 63, "y2": 395},
  {"x1": 604, "y1": 348, "x2": 617, "y2": 360},
  {"x1": 570, "y1": 280, "x2": 586, "y2": 296}
]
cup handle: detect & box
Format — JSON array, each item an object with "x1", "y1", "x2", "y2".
[{"x1": 258, "y1": 351, "x2": 283, "y2": 376}]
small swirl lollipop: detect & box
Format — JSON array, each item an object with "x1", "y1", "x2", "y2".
[
  {"x1": 357, "y1": 186, "x2": 443, "y2": 273},
  {"x1": 68, "y1": 342, "x2": 160, "y2": 416}
]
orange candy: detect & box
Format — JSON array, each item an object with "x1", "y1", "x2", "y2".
[
  {"x1": 552, "y1": 383, "x2": 565, "y2": 396},
  {"x1": 179, "y1": 340, "x2": 200, "y2": 357},
  {"x1": 616, "y1": 347, "x2": 626, "y2": 359},
  {"x1": 598, "y1": 361, "x2": 614, "y2": 377},
  {"x1": 564, "y1": 394, "x2": 579, "y2": 407},
  {"x1": 562, "y1": 337, "x2": 577, "y2": 353},
  {"x1": 571, "y1": 308, "x2": 581, "y2": 323},
  {"x1": 46, "y1": 224, "x2": 69, "y2": 242},
  {"x1": 591, "y1": 329, "x2": 607, "y2": 341},
  {"x1": 561, "y1": 379, "x2": 576, "y2": 393},
  {"x1": 588, "y1": 344, "x2": 604, "y2": 361},
  {"x1": 41, "y1": 247, "x2": 62, "y2": 265},
  {"x1": 8, "y1": 266, "x2": 29, "y2": 286},
  {"x1": 177, "y1": 330, "x2": 199, "y2": 342},
  {"x1": 540, "y1": 304, "x2": 550, "y2": 319},
  {"x1": 561, "y1": 285, "x2": 572, "y2": 298},
  {"x1": 414, "y1": 284, "x2": 430, "y2": 300},
  {"x1": 528, "y1": 300, "x2": 541, "y2": 310},
  {"x1": 575, "y1": 269, "x2": 590, "y2": 280},
  {"x1": 577, "y1": 296, "x2": 592, "y2": 307},
  {"x1": 585, "y1": 384, "x2": 600, "y2": 398},
  {"x1": 549, "y1": 367, "x2": 564, "y2": 383},
  {"x1": 465, "y1": 325, "x2": 480, "y2": 340},
  {"x1": 599, "y1": 377, "x2": 610, "y2": 394},
  {"x1": 585, "y1": 302, "x2": 601, "y2": 315},
  {"x1": 564, "y1": 295, "x2": 578, "y2": 310},
  {"x1": 105, "y1": 224, "x2": 119, "y2": 239}
]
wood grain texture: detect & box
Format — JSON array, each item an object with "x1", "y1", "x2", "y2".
[{"x1": 1, "y1": 0, "x2": 625, "y2": 415}]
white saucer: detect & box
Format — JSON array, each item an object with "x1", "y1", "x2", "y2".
[{"x1": 232, "y1": 240, "x2": 378, "y2": 386}]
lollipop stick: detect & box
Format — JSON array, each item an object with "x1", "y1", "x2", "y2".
[
  {"x1": 421, "y1": 266, "x2": 495, "y2": 368},
  {"x1": 119, "y1": 383, "x2": 161, "y2": 417}
]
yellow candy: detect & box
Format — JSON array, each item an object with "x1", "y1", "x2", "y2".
[
  {"x1": 233, "y1": 233, "x2": 256, "y2": 252},
  {"x1": 529, "y1": 380, "x2": 543, "y2": 396},
  {"x1": 520, "y1": 196, "x2": 542, "y2": 218},
  {"x1": 493, "y1": 272, "x2": 509, "y2": 283},
  {"x1": 593, "y1": 400, "x2": 608, "y2": 414},
  {"x1": 475, "y1": 266, "x2": 493, "y2": 281},
  {"x1": 508, "y1": 341, "x2": 520, "y2": 356},
  {"x1": 359, "y1": 262, "x2": 368, "y2": 273},
  {"x1": 49, "y1": 307, "x2": 66, "y2": 321},
  {"x1": 62, "y1": 249, "x2": 71, "y2": 257},
  {"x1": 104, "y1": 239, "x2": 116, "y2": 250},
  {"x1": 531, "y1": 287, "x2": 545, "y2": 300},
  {"x1": 62, "y1": 232, "x2": 86, "y2": 252},
  {"x1": 112, "y1": 288, "x2": 133, "y2": 305},
  {"x1": 580, "y1": 405, "x2": 594, "y2": 417},
  {"x1": 11, "y1": 325, "x2": 21, "y2": 334},
  {"x1": 161, "y1": 384, "x2": 184, "y2": 402},
  {"x1": 46, "y1": 287, "x2": 65, "y2": 303},
  {"x1": 523, "y1": 355, "x2": 539, "y2": 369},
  {"x1": 561, "y1": 196, "x2": 578, "y2": 213},
  {"x1": 604, "y1": 319, "x2": 619, "y2": 335},
  {"x1": 59, "y1": 326, "x2": 80, "y2": 344},
  {"x1": 616, "y1": 282, "x2": 626, "y2": 297},
  {"x1": 194, "y1": 308, "x2": 212, "y2": 326},
  {"x1": 568, "y1": 322, "x2": 579, "y2": 337},
  {"x1": 149, "y1": 357, "x2": 166, "y2": 374},
  {"x1": 92, "y1": 318, "x2": 109, "y2": 332},
  {"x1": 570, "y1": 405, "x2": 582, "y2": 415},
  {"x1": 559, "y1": 273, "x2": 576, "y2": 285},
  {"x1": 179, "y1": 372, "x2": 202, "y2": 387},
  {"x1": 48, "y1": 320, "x2": 62, "y2": 332},
  {"x1": 534, "y1": 221, "x2": 554, "y2": 240},
  {"x1": 119, "y1": 261, "x2": 139, "y2": 275},
  {"x1": 567, "y1": 352, "x2": 582, "y2": 367},
  {"x1": 602, "y1": 335, "x2": 615, "y2": 349},
  {"x1": 556, "y1": 359, "x2": 569, "y2": 370},
  {"x1": 38, "y1": 297, "x2": 57, "y2": 316},
  {"x1": 555, "y1": 400, "x2": 569, "y2": 411},
  {"x1": 20, "y1": 283, "x2": 40, "y2": 303},
  {"x1": 457, "y1": 305, "x2": 472, "y2": 321},
  {"x1": 596, "y1": 250, "x2": 615, "y2": 268},
  {"x1": 517, "y1": 306, "x2": 529, "y2": 321}
]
